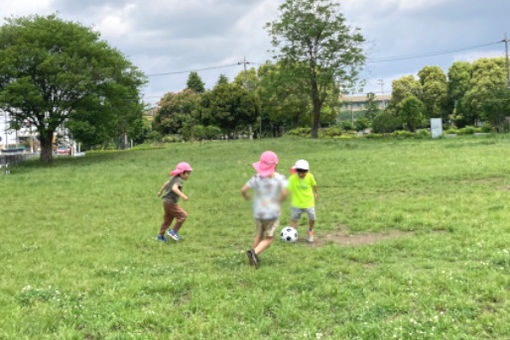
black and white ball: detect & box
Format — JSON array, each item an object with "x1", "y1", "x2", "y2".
[{"x1": 280, "y1": 226, "x2": 298, "y2": 243}]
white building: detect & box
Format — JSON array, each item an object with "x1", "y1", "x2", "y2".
[
  {"x1": 0, "y1": 110, "x2": 39, "y2": 152},
  {"x1": 0, "y1": 110, "x2": 18, "y2": 150}
]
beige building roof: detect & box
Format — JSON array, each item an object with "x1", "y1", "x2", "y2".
[{"x1": 339, "y1": 94, "x2": 392, "y2": 103}]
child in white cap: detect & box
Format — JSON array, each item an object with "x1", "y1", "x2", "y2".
[
  {"x1": 288, "y1": 159, "x2": 318, "y2": 242},
  {"x1": 241, "y1": 151, "x2": 288, "y2": 268},
  {"x1": 156, "y1": 162, "x2": 192, "y2": 242}
]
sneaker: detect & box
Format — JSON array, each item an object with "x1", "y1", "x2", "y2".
[
  {"x1": 246, "y1": 249, "x2": 259, "y2": 268},
  {"x1": 156, "y1": 235, "x2": 168, "y2": 242},
  {"x1": 167, "y1": 229, "x2": 182, "y2": 241},
  {"x1": 307, "y1": 230, "x2": 314, "y2": 243}
]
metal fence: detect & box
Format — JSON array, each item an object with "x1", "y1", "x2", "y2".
[{"x1": 0, "y1": 150, "x2": 38, "y2": 174}]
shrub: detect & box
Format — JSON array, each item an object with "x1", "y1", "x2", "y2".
[
  {"x1": 363, "y1": 133, "x2": 385, "y2": 139},
  {"x1": 372, "y1": 112, "x2": 402, "y2": 133},
  {"x1": 161, "y1": 135, "x2": 181, "y2": 143},
  {"x1": 416, "y1": 129, "x2": 431, "y2": 138},
  {"x1": 286, "y1": 127, "x2": 311, "y2": 137},
  {"x1": 392, "y1": 130, "x2": 415, "y2": 139},
  {"x1": 446, "y1": 128, "x2": 458, "y2": 135},
  {"x1": 481, "y1": 122, "x2": 494, "y2": 133},
  {"x1": 323, "y1": 126, "x2": 342, "y2": 138},
  {"x1": 147, "y1": 130, "x2": 162, "y2": 142},
  {"x1": 205, "y1": 125, "x2": 222, "y2": 140},
  {"x1": 340, "y1": 120, "x2": 354, "y2": 131},
  {"x1": 192, "y1": 125, "x2": 207, "y2": 140},
  {"x1": 457, "y1": 126, "x2": 480, "y2": 135},
  {"x1": 354, "y1": 118, "x2": 370, "y2": 131}
]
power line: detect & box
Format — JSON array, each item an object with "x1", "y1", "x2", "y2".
[
  {"x1": 146, "y1": 63, "x2": 240, "y2": 77},
  {"x1": 146, "y1": 40, "x2": 502, "y2": 77},
  {"x1": 367, "y1": 40, "x2": 502, "y2": 64}
]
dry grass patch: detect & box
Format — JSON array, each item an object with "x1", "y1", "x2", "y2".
[{"x1": 308, "y1": 224, "x2": 414, "y2": 247}]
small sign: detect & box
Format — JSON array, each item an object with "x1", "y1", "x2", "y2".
[{"x1": 430, "y1": 118, "x2": 442, "y2": 138}]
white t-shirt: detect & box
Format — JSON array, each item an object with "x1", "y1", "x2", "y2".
[{"x1": 246, "y1": 173, "x2": 288, "y2": 220}]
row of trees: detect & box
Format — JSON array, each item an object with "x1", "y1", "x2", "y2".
[
  {"x1": 152, "y1": 64, "x2": 339, "y2": 140},
  {"x1": 152, "y1": 0, "x2": 365, "y2": 140},
  {"x1": 371, "y1": 58, "x2": 510, "y2": 133}
]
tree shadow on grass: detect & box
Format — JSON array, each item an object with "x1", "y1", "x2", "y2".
[{"x1": 8, "y1": 147, "x2": 165, "y2": 174}]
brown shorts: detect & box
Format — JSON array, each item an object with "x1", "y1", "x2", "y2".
[{"x1": 255, "y1": 218, "x2": 280, "y2": 238}]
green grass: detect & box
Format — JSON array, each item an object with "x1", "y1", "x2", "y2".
[{"x1": 1, "y1": 135, "x2": 510, "y2": 339}]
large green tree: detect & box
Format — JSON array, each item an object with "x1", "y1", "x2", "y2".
[
  {"x1": 364, "y1": 92, "x2": 380, "y2": 120},
  {"x1": 398, "y1": 95, "x2": 425, "y2": 132},
  {"x1": 387, "y1": 75, "x2": 422, "y2": 112},
  {"x1": 447, "y1": 61, "x2": 472, "y2": 123},
  {"x1": 460, "y1": 58, "x2": 506, "y2": 126},
  {"x1": 234, "y1": 67, "x2": 259, "y2": 92},
  {"x1": 257, "y1": 62, "x2": 310, "y2": 130},
  {"x1": 0, "y1": 15, "x2": 146, "y2": 162},
  {"x1": 266, "y1": 0, "x2": 365, "y2": 138},
  {"x1": 154, "y1": 89, "x2": 202, "y2": 135},
  {"x1": 201, "y1": 82, "x2": 258, "y2": 137},
  {"x1": 481, "y1": 85, "x2": 510, "y2": 129},
  {"x1": 418, "y1": 66, "x2": 448, "y2": 120}
]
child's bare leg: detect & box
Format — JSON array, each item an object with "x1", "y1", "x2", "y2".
[
  {"x1": 252, "y1": 231, "x2": 264, "y2": 249},
  {"x1": 290, "y1": 220, "x2": 298, "y2": 229},
  {"x1": 254, "y1": 237, "x2": 274, "y2": 255},
  {"x1": 308, "y1": 219, "x2": 315, "y2": 231}
]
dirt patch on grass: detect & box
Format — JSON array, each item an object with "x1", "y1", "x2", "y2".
[{"x1": 307, "y1": 224, "x2": 414, "y2": 247}]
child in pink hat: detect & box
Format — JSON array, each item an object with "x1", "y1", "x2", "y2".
[
  {"x1": 241, "y1": 151, "x2": 288, "y2": 268},
  {"x1": 156, "y1": 162, "x2": 192, "y2": 242}
]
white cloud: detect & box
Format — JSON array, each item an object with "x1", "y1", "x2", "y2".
[
  {"x1": 0, "y1": 0, "x2": 52, "y2": 21},
  {"x1": 343, "y1": 0, "x2": 451, "y2": 12},
  {"x1": 93, "y1": 3, "x2": 135, "y2": 38}
]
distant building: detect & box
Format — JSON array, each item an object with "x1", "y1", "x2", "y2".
[
  {"x1": 0, "y1": 110, "x2": 69, "y2": 153},
  {"x1": 340, "y1": 94, "x2": 391, "y2": 112},
  {"x1": 0, "y1": 110, "x2": 25, "y2": 150}
]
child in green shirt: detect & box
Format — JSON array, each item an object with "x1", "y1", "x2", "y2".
[{"x1": 288, "y1": 159, "x2": 318, "y2": 242}]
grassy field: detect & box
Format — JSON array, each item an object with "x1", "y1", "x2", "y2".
[{"x1": 1, "y1": 135, "x2": 510, "y2": 339}]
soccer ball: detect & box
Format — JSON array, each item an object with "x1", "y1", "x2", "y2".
[{"x1": 280, "y1": 226, "x2": 298, "y2": 243}]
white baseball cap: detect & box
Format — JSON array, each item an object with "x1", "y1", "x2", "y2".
[{"x1": 293, "y1": 159, "x2": 309, "y2": 171}]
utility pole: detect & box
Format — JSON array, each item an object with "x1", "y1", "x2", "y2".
[
  {"x1": 238, "y1": 57, "x2": 255, "y2": 139},
  {"x1": 239, "y1": 56, "x2": 250, "y2": 88},
  {"x1": 377, "y1": 78, "x2": 386, "y2": 108},
  {"x1": 505, "y1": 33, "x2": 510, "y2": 90}
]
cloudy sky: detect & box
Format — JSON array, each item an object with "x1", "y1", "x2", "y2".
[{"x1": 1, "y1": 0, "x2": 509, "y2": 105}]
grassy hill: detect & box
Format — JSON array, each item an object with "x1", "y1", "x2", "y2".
[{"x1": 1, "y1": 136, "x2": 510, "y2": 339}]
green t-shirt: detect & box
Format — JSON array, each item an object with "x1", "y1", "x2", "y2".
[
  {"x1": 162, "y1": 176, "x2": 183, "y2": 204},
  {"x1": 288, "y1": 173, "x2": 317, "y2": 209}
]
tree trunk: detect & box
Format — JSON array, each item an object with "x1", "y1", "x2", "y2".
[
  {"x1": 311, "y1": 79, "x2": 321, "y2": 139},
  {"x1": 39, "y1": 131, "x2": 54, "y2": 163},
  {"x1": 311, "y1": 96, "x2": 321, "y2": 138},
  {"x1": 292, "y1": 116, "x2": 298, "y2": 129}
]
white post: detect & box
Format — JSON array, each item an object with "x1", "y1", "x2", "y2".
[{"x1": 430, "y1": 118, "x2": 443, "y2": 138}]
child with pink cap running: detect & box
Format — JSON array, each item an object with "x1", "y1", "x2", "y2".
[
  {"x1": 156, "y1": 162, "x2": 192, "y2": 242},
  {"x1": 241, "y1": 151, "x2": 288, "y2": 268}
]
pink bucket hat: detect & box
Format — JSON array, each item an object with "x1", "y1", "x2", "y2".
[
  {"x1": 252, "y1": 151, "x2": 278, "y2": 177},
  {"x1": 170, "y1": 162, "x2": 193, "y2": 176}
]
